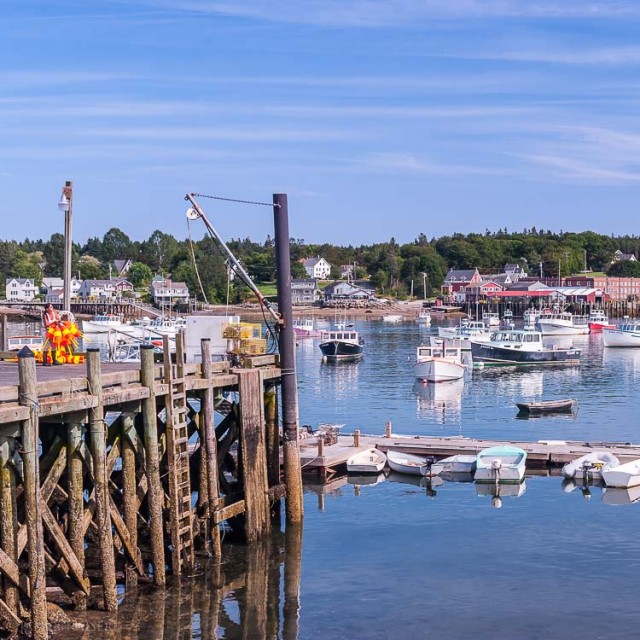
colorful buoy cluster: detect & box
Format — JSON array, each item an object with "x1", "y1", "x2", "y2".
[{"x1": 38, "y1": 321, "x2": 84, "y2": 365}]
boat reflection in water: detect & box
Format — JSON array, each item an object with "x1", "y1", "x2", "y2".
[
  {"x1": 602, "y1": 485, "x2": 640, "y2": 506},
  {"x1": 413, "y1": 378, "x2": 463, "y2": 424},
  {"x1": 316, "y1": 360, "x2": 360, "y2": 401},
  {"x1": 63, "y1": 524, "x2": 303, "y2": 640},
  {"x1": 476, "y1": 480, "x2": 527, "y2": 508},
  {"x1": 387, "y1": 471, "x2": 444, "y2": 497}
]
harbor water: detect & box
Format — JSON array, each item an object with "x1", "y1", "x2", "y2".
[{"x1": 50, "y1": 317, "x2": 640, "y2": 639}]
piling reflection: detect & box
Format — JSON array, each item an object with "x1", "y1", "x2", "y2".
[{"x1": 59, "y1": 523, "x2": 303, "y2": 640}]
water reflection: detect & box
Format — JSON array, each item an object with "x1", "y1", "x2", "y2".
[
  {"x1": 57, "y1": 523, "x2": 303, "y2": 640},
  {"x1": 602, "y1": 347, "x2": 640, "y2": 382},
  {"x1": 475, "y1": 480, "x2": 527, "y2": 508},
  {"x1": 315, "y1": 360, "x2": 360, "y2": 400},
  {"x1": 412, "y1": 379, "x2": 463, "y2": 423},
  {"x1": 602, "y1": 485, "x2": 640, "y2": 506},
  {"x1": 387, "y1": 471, "x2": 444, "y2": 497}
]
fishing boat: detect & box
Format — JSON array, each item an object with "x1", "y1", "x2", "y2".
[
  {"x1": 386, "y1": 450, "x2": 437, "y2": 476},
  {"x1": 413, "y1": 343, "x2": 466, "y2": 383},
  {"x1": 431, "y1": 454, "x2": 477, "y2": 476},
  {"x1": 515, "y1": 398, "x2": 577, "y2": 415},
  {"x1": 82, "y1": 313, "x2": 140, "y2": 337},
  {"x1": 470, "y1": 329, "x2": 580, "y2": 367},
  {"x1": 346, "y1": 448, "x2": 387, "y2": 474},
  {"x1": 482, "y1": 312, "x2": 500, "y2": 327},
  {"x1": 561, "y1": 452, "x2": 620, "y2": 482},
  {"x1": 146, "y1": 316, "x2": 186, "y2": 338},
  {"x1": 475, "y1": 445, "x2": 527, "y2": 483},
  {"x1": 319, "y1": 329, "x2": 364, "y2": 362},
  {"x1": 523, "y1": 308, "x2": 542, "y2": 327},
  {"x1": 501, "y1": 309, "x2": 515, "y2": 329},
  {"x1": 7, "y1": 335, "x2": 44, "y2": 352},
  {"x1": 536, "y1": 310, "x2": 589, "y2": 336},
  {"x1": 603, "y1": 321, "x2": 640, "y2": 347},
  {"x1": 416, "y1": 309, "x2": 431, "y2": 325},
  {"x1": 587, "y1": 309, "x2": 614, "y2": 332},
  {"x1": 602, "y1": 459, "x2": 640, "y2": 489},
  {"x1": 293, "y1": 317, "x2": 321, "y2": 338},
  {"x1": 438, "y1": 320, "x2": 492, "y2": 350}
]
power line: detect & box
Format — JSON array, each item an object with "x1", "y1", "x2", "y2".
[{"x1": 188, "y1": 192, "x2": 279, "y2": 208}]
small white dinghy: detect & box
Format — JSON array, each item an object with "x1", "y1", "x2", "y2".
[
  {"x1": 561, "y1": 452, "x2": 620, "y2": 482},
  {"x1": 431, "y1": 455, "x2": 477, "y2": 476},
  {"x1": 346, "y1": 448, "x2": 387, "y2": 474},
  {"x1": 387, "y1": 449, "x2": 435, "y2": 476},
  {"x1": 602, "y1": 458, "x2": 640, "y2": 489},
  {"x1": 475, "y1": 445, "x2": 527, "y2": 483}
]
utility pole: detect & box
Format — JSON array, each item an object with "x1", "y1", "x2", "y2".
[
  {"x1": 539, "y1": 262, "x2": 543, "y2": 279},
  {"x1": 273, "y1": 193, "x2": 303, "y2": 524},
  {"x1": 422, "y1": 272, "x2": 427, "y2": 300},
  {"x1": 58, "y1": 181, "x2": 73, "y2": 312}
]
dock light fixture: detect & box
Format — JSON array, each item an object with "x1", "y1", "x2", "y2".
[{"x1": 58, "y1": 192, "x2": 70, "y2": 212}]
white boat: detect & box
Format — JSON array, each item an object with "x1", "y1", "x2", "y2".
[
  {"x1": 7, "y1": 335, "x2": 44, "y2": 352},
  {"x1": 475, "y1": 445, "x2": 527, "y2": 483},
  {"x1": 523, "y1": 308, "x2": 542, "y2": 327},
  {"x1": 501, "y1": 309, "x2": 515, "y2": 329},
  {"x1": 346, "y1": 448, "x2": 387, "y2": 474},
  {"x1": 146, "y1": 316, "x2": 186, "y2": 338},
  {"x1": 82, "y1": 313, "x2": 141, "y2": 337},
  {"x1": 602, "y1": 459, "x2": 640, "y2": 489},
  {"x1": 382, "y1": 314, "x2": 403, "y2": 323},
  {"x1": 416, "y1": 309, "x2": 431, "y2": 325},
  {"x1": 438, "y1": 320, "x2": 492, "y2": 350},
  {"x1": 482, "y1": 312, "x2": 500, "y2": 327},
  {"x1": 293, "y1": 317, "x2": 321, "y2": 338},
  {"x1": 603, "y1": 321, "x2": 640, "y2": 348},
  {"x1": 561, "y1": 452, "x2": 620, "y2": 482},
  {"x1": 536, "y1": 310, "x2": 589, "y2": 335},
  {"x1": 386, "y1": 449, "x2": 436, "y2": 476},
  {"x1": 587, "y1": 309, "x2": 614, "y2": 332},
  {"x1": 413, "y1": 344, "x2": 466, "y2": 383},
  {"x1": 431, "y1": 455, "x2": 477, "y2": 476}
]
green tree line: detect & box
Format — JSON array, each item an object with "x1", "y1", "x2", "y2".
[{"x1": 1, "y1": 227, "x2": 640, "y2": 302}]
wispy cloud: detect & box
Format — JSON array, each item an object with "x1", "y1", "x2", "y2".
[
  {"x1": 362, "y1": 152, "x2": 509, "y2": 176},
  {"x1": 471, "y1": 46, "x2": 640, "y2": 66}
]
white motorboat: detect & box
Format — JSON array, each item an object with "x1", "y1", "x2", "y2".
[
  {"x1": 475, "y1": 445, "x2": 527, "y2": 483},
  {"x1": 413, "y1": 343, "x2": 466, "y2": 383},
  {"x1": 603, "y1": 321, "x2": 640, "y2": 348},
  {"x1": 561, "y1": 452, "x2": 620, "y2": 482},
  {"x1": 431, "y1": 455, "x2": 477, "y2": 476},
  {"x1": 587, "y1": 309, "x2": 614, "y2": 332},
  {"x1": 386, "y1": 449, "x2": 437, "y2": 476},
  {"x1": 438, "y1": 320, "x2": 492, "y2": 350},
  {"x1": 293, "y1": 317, "x2": 321, "y2": 338},
  {"x1": 602, "y1": 459, "x2": 640, "y2": 489},
  {"x1": 416, "y1": 309, "x2": 431, "y2": 325},
  {"x1": 146, "y1": 316, "x2": 186, "y2": 338},
  {"x1": 482, "y1": 312, "x2": 500, "y2": 327},
  {"x1": 382, "y1": 314, "x2": 403, "y2": 323},
  {"x1": 346, "y1": 448, "x2": 387, "y2": 474},
  {"x1": 536, "y1": 310, "x2": 589, "y2": 335},
  {"x1": 523, "y1": 308, "x2": 542, "y2": 327},
  {"x1": 501, "y1": 309, "x2": 515, "y2": 329},
  {"x1": 7, "y1": 335, "x2": 44, "y2": 352},
  {"x1": 82, "y1": 313, "x2": 140, "y2": 336}
]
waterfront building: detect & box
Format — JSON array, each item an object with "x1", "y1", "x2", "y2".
[
  {"x1": 78, "y1": 278, "x2": 134, "y2": 300},
  {"x1": 441, "y1": 268, "x2": 481, "y2": 301},
  {"x1": 5, "y1": 277, "x2": 39, "y2": 301},
  {"x1": 291, "y1": 279, "x2": 318, "y2": 305},
  {"x1": 302, "y1": 256, "x2": 332, "y2": 280},
  {"x1": 150, "y1": 277, "x2": 190, "y2": 306}
]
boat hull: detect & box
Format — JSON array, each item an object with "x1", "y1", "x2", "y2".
[
  {"x1": 602, "y1": 460, "x2": 640, "y2": 488},
  {"x1": 431, "y1": 455, "x2": 477, "y2": 475},
  {"x1": 537, "y1": 320, "x2": 589, "y2": 336},
  {"x1": 475, "y1": 446, "x2": 527, "y2": 483},
  {"x1": 516, "y1": 399, "x2": 576, "y2": 414},
  {"x1": 562, "y1": 452, "x2": 620, "y2": 481},
  {"x1": 470, "y1": 342, "x2": 580, "y2": 366},
  {"x1": 414, "y1": 358, "x2": 465, "y2": 382},
  {"x1": 319, "y1": 340, "x2": 363, "y2": 362},
  {"x1": 387, "y1": 450, "x2": 432, "y2": 476},
  {"x1": 603, "y1": 328, "x2": 640, "y2": 347},
  {"x1": 346, "y1": 448, "x2": 387, "y2": 474}
]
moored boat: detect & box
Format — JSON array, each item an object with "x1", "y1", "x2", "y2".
[
  {"x1": 387, "y1": 450, "x2": 436, "y2": 476},
  {"x1": 475, "y1": 445, "x2": 527, "y2": 483},
  {"x1": 561, "y1": 451, "x2": 620, "y2": 481},
  {"x1": 416, "y1": 309, "x2": 431, "y2": 325},
  {"x1": 431, "y1": 454, "x2": 477, "y2": 476},
  {"x1": 7, "y1": 335, "x2": 44, "y2": 352},
  {"x1": 346, "y1": 448, "x2": 387, "y2": 474},
  {"x1": 588, "y1": 309, "x2": 614, "y2": 332},
  {"x1": 470, "y1": 329, "x2": 580, "y2": 367},
  {"x1": 536, "y1": 310, "x2": 589, "y2": 335},
  {"x1": 319, "y1": 329, "x2": 364, "y2": 362},
  {"x1": 602, "y1": 459, "x2": 640, "y2": 489},
  {"x1": 515, "y1": 398, "x2": 577, "y2": 415},
  {"x1": 603, "y1": 321, "x2": 640, "y2": 348},
  {"x1": 382, "y1": 314, "x2": 403, "y2": 323},
  {"x1": 413, "y1": 343, "x2": 466, "y2": 382},
  {"x1": 293, "y1": 317, "x2": 321, "y2": 338}
]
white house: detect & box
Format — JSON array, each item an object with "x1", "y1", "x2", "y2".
[
  {"x1": 42, "y1": 277, "x2": 82, "y2": 299},
  {"x1": 77, "y1": 278, "x2": 134, "y2": 299},
  {"x1": 5, "y1": 278, "x2": 39, "y2": 301},
  {"x1": 302, "y1": 256, "x2": 332, "y2": 280},
  {"x1": 291, "y1": 279, "x2": 318, "y2": 305},
  {"x1": 151, "y1": 277, "x2": 190, "y2": 307}
]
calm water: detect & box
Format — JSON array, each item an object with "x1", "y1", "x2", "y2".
[{"x1": 59, "y1": 318, "x2": 640, "y2": 639}]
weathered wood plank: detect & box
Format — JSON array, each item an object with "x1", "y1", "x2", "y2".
[
  {"x1": 0, "y1": 405, "x2": 29, "y2": 423},
  {"x1": 213, "y1": 500, "x2": 246, "y2": 524}
]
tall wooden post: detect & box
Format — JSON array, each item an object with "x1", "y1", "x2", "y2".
[
  {"x1": 273, "y1": 193, "x2": 304, "y2": 524},
  {"x1": 140, "y1": 345, "x2": 166, "y2": 585},
  {"x1": 121, "y1": 410, "x2": 138, "y2": 588},
  {"x1": 201, "y1": 339, "x2": 222, "y2": 558},
  {"x1": 86, "y1": 349, "x2": 118, "y2": 611},
  {"x1": 66, "y1": 416, "x2": 87, "y2": 609},
  {"x1": 0, "y1": 314, "x2": 6, "y2": 351},
  {"x1": 264, "y1": 383, "x2": 281, "y2": 521},
  {"x1": 0, "y1": 437, "x2": 19, "y2": 620},
  {"x1": 18, "y1": 352, "x2": 48, "y2": 639}
]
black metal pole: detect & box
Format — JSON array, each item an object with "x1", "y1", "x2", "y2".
[{"x1": 273, "y1": 193, "x2": 304, "y2": 523}]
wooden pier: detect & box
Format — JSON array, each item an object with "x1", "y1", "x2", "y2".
[{"x1": 0, "y1": 336, "x2": 289, "y2": 638}]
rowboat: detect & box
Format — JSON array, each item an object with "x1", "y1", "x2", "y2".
[
  {"x1": 515, "y1": 398, "x2": 577, "y2": 415},
  {"x1": 430, "y1": 454, "x2": 477, "y2": 475},
  {"x1": 386, "y1": 450, "x2": 436, "y2": 476},
  {"x1": 602, "y1": 459, "x2": 640, "y2": 489},
  {"x1": 561, "y1": 451, "x2": 620, "y2": 482},
  {"x1": 346, "y1": 448, "x2": 387, "y2": 474},
  {"x1": 475, "y1": 445, "x2": 527, "y2": 483}
]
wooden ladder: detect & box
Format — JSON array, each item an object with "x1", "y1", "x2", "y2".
[{"x1": 164, "y1": 333, "x2": 194, "y2": 575}]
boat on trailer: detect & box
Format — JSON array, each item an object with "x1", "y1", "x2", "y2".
[{"x1": 515, "y1": 398, "x2": 577, "y2": 415}]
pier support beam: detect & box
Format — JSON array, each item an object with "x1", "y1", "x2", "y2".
[
  {"x1": 0, "y1": 436, "x2": 19, "y2": 623},
  {"x1": 18, "y1": 352, "x2": 48, "y2": 639},
  {"x1": 273, "y1": 193, "x2": 304, "y2": 524},
  {"x1": 86, "y1": 349, "x2": 118, "y2": 611},
  {"x1": 121, "y1": 410, "x2": 139, "y2": 588}
]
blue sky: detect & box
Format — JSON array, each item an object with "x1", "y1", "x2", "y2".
[{"x1": 2, "y1": 1, "x2": 640, "y2": 246}]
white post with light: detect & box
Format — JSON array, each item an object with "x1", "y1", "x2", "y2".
[{"x1": 58, "y1": 181, "x2": 73, "y2": 313}]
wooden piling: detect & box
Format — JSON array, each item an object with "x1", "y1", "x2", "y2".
[
  {"x1": 237, "y1": 369, "x2": 271, "y2": 543},
  {"x1": 121, "y1": 410, "x2": 139, "y2": 588},
  {"x1": 353, "y1": 429, "x2": 360, "y2": 447},
  {"x1": 385, "y1": 421, "x2": 392, "y2": 438},
  {"x1": 201, "y1": 339, "x2": 222, "y2": 559},
  {"x1": 0, "y1": 436, "x2": 19, "y2": 623},
  {"x1": 66, "y1": 415, "x2": 87, "y2": 609},
  {"x1": 18, "y1": 351, "x2": 48, "y2": 639},
  {"x1": 86, "y1": 349, "x2": 118, "y2": 611},
  {"x1": 0, "y1": 315, "x2": 6, "y2": 351},
  {"x1": 139, "y1": 345, "x2": 166, "y2": 586},
  {"x1": 317, "y1": 436, "x2": 324, "y2": 457}
]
